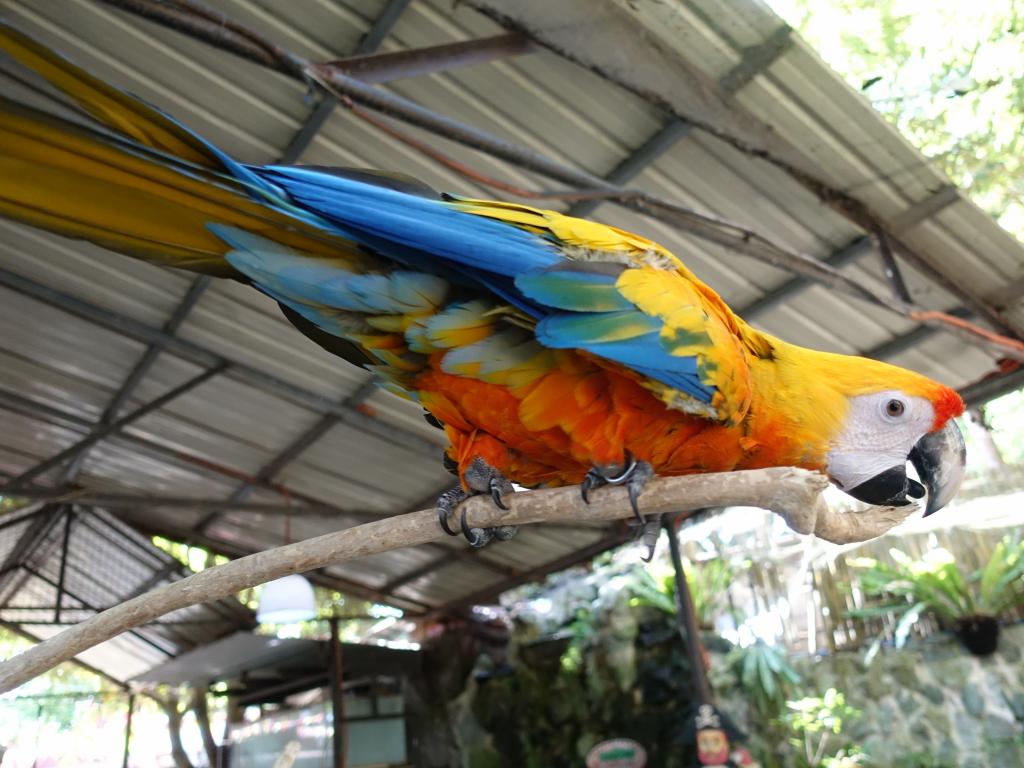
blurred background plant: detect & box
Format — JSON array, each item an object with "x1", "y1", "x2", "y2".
[
  {"x1": 783, "y1": 688, "x2": 864, "y2": 768},
  {"x1": 628, "y1": 556, "x2": 742, "y2": 630},
  {"x1": 848, "y1": 533, "x2": 1024, "y2": 656}
]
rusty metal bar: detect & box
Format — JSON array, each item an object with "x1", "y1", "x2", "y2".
[
  {"x1": 279, "y1": 0, "x2": 411, "y2": 163},
  {"x1": 326, "y1": 32, "x2": 535, "y2": 84}
]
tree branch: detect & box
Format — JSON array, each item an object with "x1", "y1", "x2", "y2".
[{"x1": 0, "y1": 468, "x2": 918, "y2": 693}]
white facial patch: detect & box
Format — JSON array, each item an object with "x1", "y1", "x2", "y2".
[{"x1": 827, "y1": 390, "x2": 935, "y2": 491}]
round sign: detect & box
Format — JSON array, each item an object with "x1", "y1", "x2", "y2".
[{"x1": 585, "y1": 738, "x2": 647, "y2": 768}]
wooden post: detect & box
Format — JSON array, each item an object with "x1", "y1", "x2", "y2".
[
  {"x1": 664, "y1": 515, "x2": 713, "y2": 704},
  {"x1": 329, "y1": 617, "x2": 346, "y2": 768},
  {"x1": 122, "y1": 693, "x2": 135, "y2": 768}
]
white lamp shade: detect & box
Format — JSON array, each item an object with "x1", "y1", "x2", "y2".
[{"x1": 257, "y1": 574, "x2": 317, "y2": 624}]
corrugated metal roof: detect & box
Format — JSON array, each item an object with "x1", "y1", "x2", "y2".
[
  {"x1": 0, "y1": 503, "x2": 253, "y2": 683},
  {"x1": 0, "y1": 0, "x2": 1021, "y2": 674}
]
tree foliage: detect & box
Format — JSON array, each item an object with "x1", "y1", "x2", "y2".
[{"x1": 770, "y1": 0, "x2": 1024, "y2": 238}]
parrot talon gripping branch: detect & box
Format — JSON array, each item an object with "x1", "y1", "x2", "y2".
[
  {"x1": 580, "y1": 453, "x2": 655, "y2": 526},
  {"x1": 0, "y1": 18, "x2": 969, "y2": 545},
  {"x1": 438, "y1": 456, "x2": 518, "y2": 548}
]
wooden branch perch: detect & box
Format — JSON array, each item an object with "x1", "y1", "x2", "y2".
[{"x1": 0, "y1": 468, "x2": 919, "y2": 693}]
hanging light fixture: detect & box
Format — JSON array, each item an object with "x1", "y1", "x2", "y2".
[
  {"x1": 256, "y1": 574, "x2": 317, "y2": 624},
  {"x1": 256, "y1": 504, "x2": 316, "y2": 624}
]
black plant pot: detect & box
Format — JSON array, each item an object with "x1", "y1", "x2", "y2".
[{"x1": 954, "y1": 615, "x2": 1000, "y2": 656}]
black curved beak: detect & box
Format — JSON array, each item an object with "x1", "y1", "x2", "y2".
[
  {"x1": 847, "y1": 421, "x2": 966, "y2": 514},
  {"x1": 909, "y1": 420, "x2": 966, "y2": 516}
]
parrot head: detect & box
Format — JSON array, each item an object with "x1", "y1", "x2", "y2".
[
  {"x1": 823, "y1": 357, "x2": 965, "y2": 515},
  {"x1": 766, "y1": 345, "x2": 967, "y2": 516}
]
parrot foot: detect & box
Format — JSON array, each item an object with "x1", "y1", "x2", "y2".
[
  {"x1": 435, "y1": 457, "x2": 517, "y2": 548},
  {"x1": 580, "y1": 454, "x2": 654, "y2": 525},
  {"x1": 637, "y1": 514, "x2": 663, "y2": 563}
]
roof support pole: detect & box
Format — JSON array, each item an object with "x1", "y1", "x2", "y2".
[
  {"x1": 330, "y1": 616, "x2": 346, "y2": 768},
  {"x1": 569, "y1": 25, "x2": 792, "y2": 218},
  {"x1": 2, "y1": 363, "x2": 227, "y2": 493},
  {"x1": 664, "y1": 514, "x2": 712, "y2": 705},
  {"x1": 53, "y1": 506, "x2": 74, "y2": 624},
  {"x1": 122, "y1": 692, "x2": 135, "y2": 768}
]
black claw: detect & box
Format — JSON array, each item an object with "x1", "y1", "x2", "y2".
[
  {"x1": 436, "y1": 486, "x2": 466, "y2": 537},
  {"x1": 490, "y1": 477, "x2": 509, "y2": 510},
  {"x1": 581, "y1": 455, "x2": 653, "y2": 519},
  {"x1": 639, "y1": 516, "x2": 661, "y2": 562},
  {"x1": 581, "y1": 472, "x2": 598, "y2": 504},
  {"x1": 460, "y1": 507, "x2": 493, "y2": 548},
  {"x1": 438, "y1": 514, "x2": 458, "y2": 537},
  {"x1": 438, "y1": 511, "x2": 458, "y2": 537}
]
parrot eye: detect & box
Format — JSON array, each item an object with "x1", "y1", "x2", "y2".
[{"x1": 885, "y1": 398, "x2": 906, "y2": 418}]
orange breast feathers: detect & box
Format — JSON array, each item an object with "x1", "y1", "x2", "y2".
[{"x1": 413, "y1": 351, "x2": 796, "y2": 489}]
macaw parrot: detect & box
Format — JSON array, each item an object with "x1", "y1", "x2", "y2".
[{"x1": 0, "y1": 24, "x2": 966, "y2": 548}]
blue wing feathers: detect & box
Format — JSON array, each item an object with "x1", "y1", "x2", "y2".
[{"x1": 218, "y1": 168, "x2": 715, "y2": 404}]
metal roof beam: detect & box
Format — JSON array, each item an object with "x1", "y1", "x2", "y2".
[
  {"x1": 865, "y1": 307, "x2": 973, "y2": 361},
  {"x1": 22, "y1": 565, "x2": 177, "y2": 656},
  {"x1": 740, "y1": 185, "x2": 960, "y2": 322},
  {"x1": 0, "y1": 390, "x2": 416, "y2": 526},
  {"x1": 433, "y1": 532, "x2": 631, "y2": 614},
  {"x1": 2, "y1": 364, "x2": 226, "y2": 493},
  {"x1": 0, "y1": 266, "x2": 442, "y2": 457},
  {"x1": 0, "y1": 504, "x2": 66, "y2": 602},
  {"x1": 6, "y1": 489, "x2": 367, "y2": 517},
  {"x1": 0, "y1": 620, "x2": 129, "y2": 690},
  {"x1": 569, "y1": 25, "x2": 792, "y2": 218},
  {"x1": 279, "y1": 0, "x2": 411, "y2": 164},
  {"x1": 56, "y1": 277, "x2": 212, "y2": 486},
  {"x1": 194, "y1": 379, "x2": 380, "y2": 532},
  {"x1": 960, "y1": 366, "x2": 1024, "y2": 408}
]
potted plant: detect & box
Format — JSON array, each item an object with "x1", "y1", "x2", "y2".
[{"x1": 848, "y1": 534, "x2": 1024, "y2": 656}]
